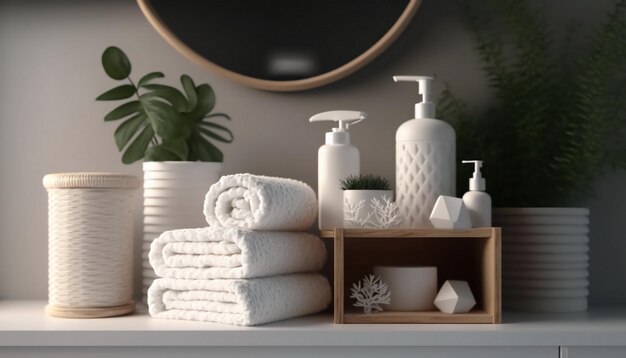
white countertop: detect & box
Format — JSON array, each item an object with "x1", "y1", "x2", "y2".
[{"x1": 1, "y1": 301, "x2": 625, "y2": 347}]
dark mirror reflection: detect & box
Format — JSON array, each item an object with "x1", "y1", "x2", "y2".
[{"x1": 149, "y1": 0, "x2": 411, "y2": 81}]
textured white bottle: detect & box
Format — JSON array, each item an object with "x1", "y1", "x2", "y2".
[
  {"x1": 394, "y1": 75, "x2": 456, "y2": 228},
  {"x1": 396, "y1": 118, "x2": 456, "y2": 228},
  {"x1": 318, "y1": 135, "x2": 359, "y2": 230}
]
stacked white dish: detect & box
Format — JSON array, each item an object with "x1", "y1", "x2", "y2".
[
  {"x1": 142, "y1": 162, "x2": 221, "y2": 300},
  {"x1": 494, "y1": 207, "x2": 590, "y2": 312}
]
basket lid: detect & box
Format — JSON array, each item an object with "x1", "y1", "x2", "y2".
[{"x1": 43, "y1": 172, "x2": 140, "y2": 189}]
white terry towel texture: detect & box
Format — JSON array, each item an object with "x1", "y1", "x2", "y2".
[
  {"x1": 148, "y1": 273, "x2": 331, "y2": 326},
  {"x1": 204, "y1": 174, "x2": 317, "y2": 230},
  {"x1": 149, "y1": 227, "x2": 327, "y2": 279}
]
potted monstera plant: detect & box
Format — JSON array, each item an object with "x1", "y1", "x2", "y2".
[
  {"x1": 439, "y1": 0, "x2": 626, "y2": 312},
  {"x1": 97, "y1": 46, "x2": 233, "y2": 296}
]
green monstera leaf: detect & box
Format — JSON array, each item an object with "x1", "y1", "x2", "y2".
[
  {"x1": 101, "y1": 46, "x2": 131, "y2": 80},
  {"x1": 181, "y1": 79, "x2": 232, "y2": 162},
  {"x1": 96, "y1": 47, "x2": 233, "y2": 164}
]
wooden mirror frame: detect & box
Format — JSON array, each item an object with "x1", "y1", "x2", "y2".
[{"x1": 137, "y1": 0, "x2": 421, "y2": 92}]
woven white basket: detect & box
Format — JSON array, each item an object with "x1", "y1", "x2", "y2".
[{"x1": 43, "y1": 173, "x2": 139, "y2": 318}]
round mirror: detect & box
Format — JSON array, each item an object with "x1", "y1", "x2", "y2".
[{"x1": 137, "y1": 0, "x2": 421, "y2": 91}]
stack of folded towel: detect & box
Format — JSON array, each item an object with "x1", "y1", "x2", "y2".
[{"x1": 148, "y1": 174, "x2": 331, "y2": 326}]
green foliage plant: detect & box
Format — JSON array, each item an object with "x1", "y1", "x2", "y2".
[
  {"x1": 438, "y1": 0, "x2": 626, "y2": 207},
  {"x1": 96, "y1": 46, "x2": 233, "y2": 164},
  {"x1": 340, "y1": 174, "x2": 392, "y2": 191}
]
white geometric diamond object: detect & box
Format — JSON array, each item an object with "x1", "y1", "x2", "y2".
[
  {"x1": 434, "y1": 280, "x2": 476, "y2": 314},
  {"x1": 429, "y1": 195, "x2": 471, "y2": 229}
]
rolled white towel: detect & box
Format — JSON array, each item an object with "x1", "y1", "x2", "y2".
[
  {"x1": 148, "y1": 273, "x2": 331, "y2": 326},
  {"x1": 204, "y1": 173, "x2": 317, "y2": 230},
  {"x1": 149, "y1": 227, "x2": 326, "y2": 279}
]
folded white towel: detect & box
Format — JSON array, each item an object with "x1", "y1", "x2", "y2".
[
  {"x1": 204, "y1": 174, "x2": 317, "y2": 230},
  {"x1": 148, "y1": 273, "x2": 331, "y2": 326},
  {"x1": 149, "y1": 227, "x2": 327, "y2": 279}
]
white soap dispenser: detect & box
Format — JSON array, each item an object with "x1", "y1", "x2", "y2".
[
  {"x1": 462, "y1": 160, "x2": 492, "y2": 227},
  {"x1": 394, "y1": 75, "x2": 456, "y2": 227},
  {"x1": 310, "y1": 110, "x2": 365, "y2": 230}
]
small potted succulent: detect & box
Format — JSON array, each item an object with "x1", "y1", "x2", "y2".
[
  {"x1": 96, "y1": 46, "x2": 233, "y2": 296},
  {"x1": 341, "y1": 174, "x2": 400, "y2": 228}
]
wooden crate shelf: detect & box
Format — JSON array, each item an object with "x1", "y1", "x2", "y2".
[{"x1": 320, "y1": 228, "x2": 501, "y2": 324}]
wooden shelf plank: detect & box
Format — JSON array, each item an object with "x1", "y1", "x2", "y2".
[
  {"x1": 320, "y1": 228, "x2": 495, "y2": 239},
  {"x1": 343, "y1": 310, "x2": 494, "y2": 324}
]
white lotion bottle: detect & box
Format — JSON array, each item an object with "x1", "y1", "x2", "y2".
[
  {"x1": 462, "y1": 160, "x2": 492, "y2": 227},
  {"x1": 394, "y1": 76, "x2": 456, "y2": 227},
  {"x1": 310, "y1": 110, "x2": 365, "y2": 230}
]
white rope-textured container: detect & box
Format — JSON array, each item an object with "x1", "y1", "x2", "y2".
[{"x1": 43, "y1": 173, "x2": 140, "y2": 318}]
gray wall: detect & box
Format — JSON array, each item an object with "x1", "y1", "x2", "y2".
[{"x1": 1, "y1": 0, "x2": 624, "y2": 305}]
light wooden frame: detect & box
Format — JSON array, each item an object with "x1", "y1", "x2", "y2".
[
  {"x1": 137, "y1": 0, "x2": 421, "y2": 92},
  {"x1": 321, "y1": 228, "x2": 502, "y2": 324}
]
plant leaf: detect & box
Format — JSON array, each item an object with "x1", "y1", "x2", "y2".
[
  {"x1": 140, "y1": 99, "x2": 182, "y2": 140},
  {"x1": 188, "y1": 132, "x2": 223, "y2": 162},
  {"x1": 205, "y1": 113, "x2": 231, "y2": 121},
  {"x1": 138, "y1": 72, "x2": 164, "y2": 87},
  {"x1": 181, "y1": 75, "x2": 197, "y2": 111},
  {"x1": 114, "y1": 113, "x2": 146, "y2": 150},
  {"x1": 144, "y1": 144, "x2": 182, "y2": 161},
  {"x1": 161, "y1": 136, "x2": 189, "y2": 160},
  {"x1": 96, "y1": 84, "x2": 136, "y2": 101},
  {"x1": 197, "y1": 122, "x2": 234, "y2": 143},
  {"x1": 186, "y1": 84, "x2": 215, "y2": 120},
  {"x1": 101, "y1": 46, "x2": 131, "y2": 80},
  {"x1": 104, "y1": 100, "x2": 140, "y2": 121},
  {"x1": 121, "y1": 125, "x2": 153, "y2": 164},
  {"x1": 142, "y1": 84, "x2": 188, "y2": 112}
]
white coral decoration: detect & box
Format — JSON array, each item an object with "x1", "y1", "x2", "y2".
[
  {"x1": 370, "y1": 197, "x2": 401, "y2": 228},
  {"x1": 350, "y1": 274, "x2": 391, "y2": 314},
  {"x1": 343, "y1": 198, "x2": 372, "y2": 228},
  {"x1": 344, "y1": 197, "x2": 400, "y2": 228}
]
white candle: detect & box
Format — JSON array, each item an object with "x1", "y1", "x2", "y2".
[{"x1": 374, "y1": 266, "x2": 438, "y2": 311}]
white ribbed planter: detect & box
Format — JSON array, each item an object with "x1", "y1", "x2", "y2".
[
  {"x1": 142, "y1": 162, "x2": 221, "y2": 298},
  {"x1": 43, "y1": 173, "x2": 140, "y2": 318},
  {"x1": 494, "y1": 207, "x2": 590, "y2": 313}
]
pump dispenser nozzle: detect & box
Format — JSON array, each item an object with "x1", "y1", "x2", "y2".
[
  {"x1": 393, "y1": 75, "x2": 435, "y2": 118},
  {"x1": 309, "y1": 110, "x2": 366, "y2": 130},
  {"x1": 462, "y1": 160, "x2": 486, "y2": 191},
  {"x1": 309, "y1": 110, "x2": 366, "y2": 145}
]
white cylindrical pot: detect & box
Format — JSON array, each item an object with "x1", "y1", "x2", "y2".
[
  {"x1": 494, "y1": 207, "x2": 590, "y2": 313},
  {"x1": 343, "y1": 190, "x2": 393, "y2": 228},
  {"x1": 374, "y1": 266, "x2": 438, "y2": 311},
  {"x1": 43, "y1": 173, "x2": 139, "y2": 318},
  {"x1": 142, "y1": 162, "x2": 221, "y2": 298}
]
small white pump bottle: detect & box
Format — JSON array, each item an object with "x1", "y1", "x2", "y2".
[
  {"x1": 394, "y1": 75, "x2": 456, "y2": 227},
  {"x1": 462, "y1": 160, "x2": 492, "y2": 227},
  {"x1": 310, "y1": 110, "x2": 365, "y2": 230}
]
